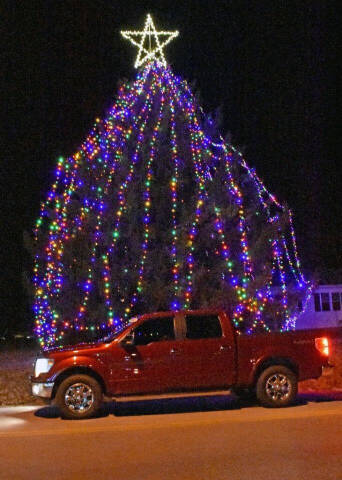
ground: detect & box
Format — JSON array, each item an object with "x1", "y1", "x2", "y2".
[
  {"x1": 0, "y1": 339, "x2": 341, "y2": 406},
  {"x1": 0, "y1": 349, "x2": 43, "y2": 406},
  {"x1": 1, "y1": 398, "x2": 342, "y2": 480}
]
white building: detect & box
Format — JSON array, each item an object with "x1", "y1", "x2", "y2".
[{"x1": 296, "y1": 284, "x2": 342, "y2": 329}]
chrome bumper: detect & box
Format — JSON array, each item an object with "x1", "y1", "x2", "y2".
[{"x1": 32, "y1": 382, "x2": 54, "y2": 399}]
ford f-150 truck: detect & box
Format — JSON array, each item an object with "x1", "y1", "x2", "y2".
[{"x1": 31, "y1": 310, "x2": 332, "y2": 419}]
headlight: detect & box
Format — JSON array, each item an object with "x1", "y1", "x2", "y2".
[{"x1": 34, "y1": 358, "x2": 54, "y2": 377}]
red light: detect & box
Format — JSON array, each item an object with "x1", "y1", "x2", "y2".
[{"x1": 315, "y1": 337, "x2": 330, "y2": 357}]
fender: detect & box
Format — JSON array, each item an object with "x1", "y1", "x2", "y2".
[
  {"x1": 47, "y1": 353, "x2": 110, "y2": 393},
  {"x1": 249, "y1": 352, "x2": 299, "y2": 386}
]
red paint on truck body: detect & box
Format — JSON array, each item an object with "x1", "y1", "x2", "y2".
[{"x1": 31, "y1": 310, "x2": 332, "y2": 398}]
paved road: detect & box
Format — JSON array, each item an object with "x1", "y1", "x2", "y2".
[{"x1": 0, "y1": 392, "x2": 341, "y2": 480}]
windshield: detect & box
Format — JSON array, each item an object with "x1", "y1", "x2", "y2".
[
  {"x1": 101, "y1": 317, "x2": 139, "y2": 343},
  {"x1": 101, "y1": 327, "x2": 126, "y2": 343}
]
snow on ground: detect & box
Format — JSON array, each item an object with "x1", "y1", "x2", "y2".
[{"x1": 0, "y1": 340, "x2": 341, "y2": 406}]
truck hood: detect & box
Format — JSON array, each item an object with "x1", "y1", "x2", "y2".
[{"x1": 43, "y1": 340, "x2": 107, "y2": 355}]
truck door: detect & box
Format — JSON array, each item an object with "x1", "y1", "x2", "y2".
[
  {"x1": 171, "y1": 313, "x2": 235, "y2": 390},
  {"x1": 110, "y1": 315, "x2": 180, "y2": 394}
]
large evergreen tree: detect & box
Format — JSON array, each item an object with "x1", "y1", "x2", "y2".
[{"x1": 33, "y1": 18, "x2": 310, "y2": 348}]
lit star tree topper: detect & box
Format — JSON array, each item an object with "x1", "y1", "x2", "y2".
[{"x1": 121, "y1": 14, "x2": 179, "y2": 68}]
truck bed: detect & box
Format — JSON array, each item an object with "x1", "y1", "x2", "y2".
[{"x1": 235, "y1": 327, "x2": 333, "y2": 386}]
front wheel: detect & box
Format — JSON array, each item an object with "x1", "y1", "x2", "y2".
[
  {"x1": 256, "y1": 365, "x2": 298, "y2": 408},
  {"x1": 55, "y1": 374, "x2": 103, "y2": 419}
]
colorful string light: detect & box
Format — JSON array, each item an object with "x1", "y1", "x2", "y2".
[{"x1": 34, "y1": 58, "x2": 311, "y2": 347}]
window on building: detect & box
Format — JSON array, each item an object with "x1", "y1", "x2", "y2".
[
  {"x1": 185, "y1": 314, "x2": 222, "y2": 339},
  {"x1": 133, "y1": 317, "x2": 175, "y2": 346},
  {"x1": 321, "y1": 293, "x2": 330, "y2": 311},
  {"x1": 314, "y1": 293, "x2": 321, "y2": 312},
  {"x1": 332, "y1": 292, "x2": 341, "y2": 311}
]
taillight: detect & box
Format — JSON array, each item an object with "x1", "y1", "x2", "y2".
[{"x1": 315, "y1": 337, "x2": 330, "y2": 357}]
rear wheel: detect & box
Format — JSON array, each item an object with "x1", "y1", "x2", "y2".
[
  {"x1": 256, "y1": 365, "x2": 297, "y2": 408},
  {"x1": 55, "y1": 374, "x2": 103, "y2": 419}
]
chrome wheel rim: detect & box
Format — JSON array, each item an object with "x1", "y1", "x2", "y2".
[
  {"x1": 64, "y1": 383, "x2": 94, "y2": 412},
  {"x1": 265, "y1": 373, "x2": 291, "y2": 401}
]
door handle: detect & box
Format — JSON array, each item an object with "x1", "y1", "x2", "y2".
[
  {"x1": 170, "y1": 348, "x2": 180, "y2": 355},
  {"x1": 219, "y1": 345, "x2": 230, "y2": 351},
  {"x1": 124, "y1": 352, "x2": 137, "y2": 361}
]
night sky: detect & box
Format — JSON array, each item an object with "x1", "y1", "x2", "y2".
[{"x1": 2, "y1": 0, "x2": 340, "y2": 334}]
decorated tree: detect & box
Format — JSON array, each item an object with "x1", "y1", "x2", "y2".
[{"x1": 33, "y1": 15, "x2": 311, "y2": 348}]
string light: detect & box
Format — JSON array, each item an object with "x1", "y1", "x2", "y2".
[{"x1": 34, "y1": 25, "x2": 311, "y2": 347}]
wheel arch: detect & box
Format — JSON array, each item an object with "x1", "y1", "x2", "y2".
[
  {"x1": 252, "y1": 357, "x2": 299, "y2": 387},
  {"x1": 51, "y1": 366, "x2": 107, "y2": 399}
]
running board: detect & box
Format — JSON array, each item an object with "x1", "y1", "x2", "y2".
[{"x1": 111, "y1": 390, "x2": 232, "y2": 402}]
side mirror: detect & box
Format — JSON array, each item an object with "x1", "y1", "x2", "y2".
[{"x1": 120, "y1": 332, "x2": 135, "y2": 347}]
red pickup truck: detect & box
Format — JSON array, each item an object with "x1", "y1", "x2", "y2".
[{"x1": 31, "y1": 309, "x2": 332, "y2": 419}]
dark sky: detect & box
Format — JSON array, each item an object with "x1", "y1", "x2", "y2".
[{"x1": 2, "y1": 0, "x2": 340, "y2": 333}]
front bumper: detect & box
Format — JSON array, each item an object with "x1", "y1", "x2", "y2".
[{"x1": 31, "y1": 382, "x2": 54, "y2": 399}]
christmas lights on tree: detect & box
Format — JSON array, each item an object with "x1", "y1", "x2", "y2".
[{"x1": 33, "y1": 15, "x2": 311, "y2": 347}]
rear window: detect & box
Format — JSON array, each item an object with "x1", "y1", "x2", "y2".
[{"x1": 185, "y1": 314, "x2": 222, "y2": 339}]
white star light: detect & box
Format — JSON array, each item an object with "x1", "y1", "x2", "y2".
[{"x1": 121, "y1": 14, "x2": 179, "y2": 68}]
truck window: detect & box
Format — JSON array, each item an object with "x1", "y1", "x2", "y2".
[
  {"x1": 185, "y1": 314, "x2": 222, "y2": 339},
  {"x1": 133, "y1": 317, "x2": 175, "y2": 346}
]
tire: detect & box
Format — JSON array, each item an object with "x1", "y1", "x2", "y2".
[
  {"x1": 256, "y1": 365, "x2": 297, "y2": 408},
  {"x1": 55, "y1": 374, "x2": 103, "y2": 420}
]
